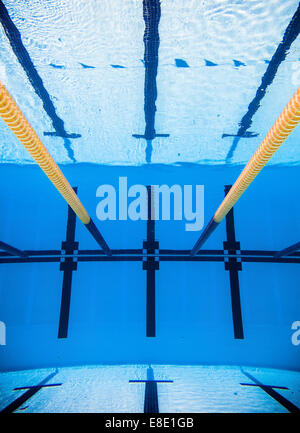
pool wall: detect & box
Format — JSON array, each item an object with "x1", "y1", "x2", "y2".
[{"x1": 0, "y1": 163, "x2": 299, "y2": 371}]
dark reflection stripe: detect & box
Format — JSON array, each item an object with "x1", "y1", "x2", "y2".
[
  {"x1": 144, "y1": 367, "x2": 159, "y2": 413},
  {"x1": 133, "y1": 1, "x2": 169, "y2": 163},
  {"x1": 0, "y1": 1, "x2": 79, "y2": 162},
  {"x1": 1, "y1": 369, "x2": 60, "y2": 413},
  {"x1": 224, "y1": 185, "x2": 244, "y2": 339},
  {"x1": 225, "y1": 4, "x2": 300, "y2": 161},
  {"x1": 241, "y1": 368, "x2": 300, "y2": 413},
  {"x1": 1, "y1": 251, "x2": 300, "y2": 264},
  {"x1": 58, "y1": 187, "x2": 78, "y2": 339}
]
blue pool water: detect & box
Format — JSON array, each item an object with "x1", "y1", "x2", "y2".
[
  {"x1": 0, "y1": 0, "x2": 300, "y2": 413},
  {"x1": 1, "y1": 365, "x2": 300, "y2": 413}
]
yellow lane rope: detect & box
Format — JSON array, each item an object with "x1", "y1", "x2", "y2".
[
  {"x1": 0, "y1": 81, "x2": 90, "y2": 224},
  {"x1": 214, "y1": 87, "x2": 300, "y2": 223},
  {"x1": 191, "y1": 87, "x2": 300, "y2": 255}
]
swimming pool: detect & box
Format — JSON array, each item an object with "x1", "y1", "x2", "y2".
[{"x1": 0, "y1": 0, "x2": 300, "y2": 414}]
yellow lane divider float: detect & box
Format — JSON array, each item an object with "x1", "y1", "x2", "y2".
[
  {"x1": 191, "y1": 87, "x2": 300, "y2": 255},
  {"x1": 0, "y1": 81, "x2": 111, "y2": 255}
]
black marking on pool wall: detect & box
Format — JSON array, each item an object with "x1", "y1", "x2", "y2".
[
  {"x1": 1, "y1": 370, "x2": 59, "y2": 413},
  {"x1": 79, "y1": 62, "x2": 96, "y2": 69},
  {"x1": 133, "y1": 0, "x2": 169, "y2": 163},
  {"x1": 222, "y1": 132, "x2": 259, "y2": 139},
  {"x1": 85, "y1": 218, "x2": 112, "y2": 256},
  {"x1": 224, "y1": 185, "x2": 244, "y2": 340},
  {"x1": 1, "y1": 249, "x2": 300, "y2": 264},
  {"x1": 240, "y1": 383, "x2": 288, "y2": 390},
  {"x1": 143, "y1": 186, "x2": 159, "y2": 337},
  {"x1": 49, "y1": 63, "x2": 66, "y2": 69},
  {"x1": 44, "y1": 131, "x2": 81, "y2": 139},
  {"x1": 241, "y1": 369, "x2": 300, "y2": 413},
  {"x1": 233, "y1": 59, "x2": 246, "y2": 67},
  {"x1": 142, "y1": 0, "x2": 160, "y2": 143},
  {"x1": 58, "y1": 187, "x2": 78, "y2": 339},
  {"x1": 225, "y1": 3, "x2": 300, "y2": 161},
  {"x1": 0, "y1": 1, "x2": 79, "y2": 162},
  {"x1": 274, "y1": 240, "x2": 300, "y2": 258},
  {"x1": 0, "y1": 240, "x2": 27, "y2": 257},
  {"x1": 144, "y1": 367, "x2": 159, "y2": 413},
  {"x1": 14, "y1": 383, "x2": 62, "y2": 390}
]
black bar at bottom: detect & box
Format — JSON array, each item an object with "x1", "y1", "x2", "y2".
[{"x1": 85, "y1": 218, "x2": 111, "y2": 256}]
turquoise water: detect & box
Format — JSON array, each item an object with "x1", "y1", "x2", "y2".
[{"x1": 0, "y1": 0, "x2": 300, "y2": 413}]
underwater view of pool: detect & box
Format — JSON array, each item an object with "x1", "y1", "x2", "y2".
[{"x1": 0, "y1": 0, "x2": 300, "y2": 415}]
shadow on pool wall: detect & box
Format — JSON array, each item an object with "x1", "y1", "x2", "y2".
[{"x1": 0, "y1": 162, "x2": 299, "y2": 371}]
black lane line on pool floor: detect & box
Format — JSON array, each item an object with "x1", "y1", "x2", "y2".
[
  {"x1": 240, "y1": 368, "x2": 300, "y2": 413},
  {"x1": 1, "y1": 369, "x2": 61, "y2": 414},
  {"x1": 225, "y1": 3, "x2": 300, "y2": 162},
  {"x1": 58, "y1": 187, "x2": 78, "y2": 339},
  {"x1": 133, "y1": 0, "x2": 169, "y2": 163},
  {"x1": 224, "y1": 185, "x2": 244, "y2": 340},
  {"x1": 129, "y1": 366, "x2": 173, "y2": 413},
  {"x1": 143, "y1": 186, "x2": 159, "y2": 337},
  {"x1": 0, "y1": 1, "x2": 80, "y2": 162}
]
